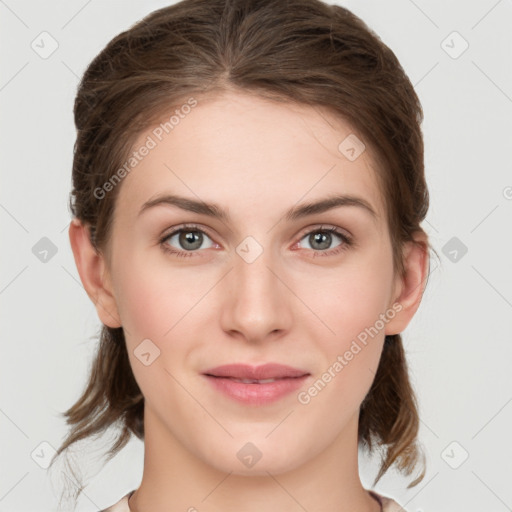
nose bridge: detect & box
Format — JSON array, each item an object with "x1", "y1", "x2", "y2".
[
  {"x1": 235, "y1": 241, "x2": 276, "y2": 295},
  {"x1": 221, "y1": 237, "x2": 290, "y2": 340}
]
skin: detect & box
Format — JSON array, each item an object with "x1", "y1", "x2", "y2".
[{"x1": 69, "y1": 90, "x2": 428, "y2": 512}]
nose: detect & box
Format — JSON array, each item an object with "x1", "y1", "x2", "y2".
[{"x1": 219, "y1": 244, "x2": 293, "y2": 344}]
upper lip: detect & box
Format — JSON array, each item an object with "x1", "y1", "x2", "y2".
[{"x1": 202, "y1": 363, "x2": 310, "y2": 380}]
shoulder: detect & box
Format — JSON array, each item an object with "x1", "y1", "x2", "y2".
[
  {"x1": 98, "y1": 490, "x2": 135, "y2": 512},
  {"x1": 369, "y1": 489, "x2": 407, "y2": 512}
]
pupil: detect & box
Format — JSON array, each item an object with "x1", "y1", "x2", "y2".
[
  {"x1": 311, "y1": 232, "x2": 331, "y2": 250},
  {"x1": 180, "y1": 231, "x2": 202, "y2": 250}
]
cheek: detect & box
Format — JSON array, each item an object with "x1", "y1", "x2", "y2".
[
  {"x1": 305, "y1": 259, "x2": 392, "y2": 341},
  {"x1": 113, "y1": 252, "x2": 213, "y2": 375},
  {"x1": 116, "y1": 273, "x2": 168, "y2": 340},
  {"x1": 113, "y1": 249, "x2": 188, "y2": 338},
  {"x1": 113, "y1": 257, "x2": 195, "y2": 408},
  {"x1": 297, "y1": 257, "x2": 390, "y2": 404},
  {"x1": 300, "y1": 274, "x2": 386, "y2": 418}
]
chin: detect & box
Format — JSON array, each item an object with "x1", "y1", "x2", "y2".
[{"x1": 201, "y1": 438, "x2": 310, "y2": 477}]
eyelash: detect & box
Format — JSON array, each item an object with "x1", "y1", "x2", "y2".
[{"x1": 158, "y1": 223, "x2": 353, "y2": 258}]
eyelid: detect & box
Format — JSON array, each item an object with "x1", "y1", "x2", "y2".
[
  {"x1": 160, "y1": 223, "x2": 350, "y2": 246},
  {"x1": 159, "y1": 223, "x2": 216, "y2": 242},
  {"x1": 295, "y1": 223, "x2": 351, "y2": 240}
]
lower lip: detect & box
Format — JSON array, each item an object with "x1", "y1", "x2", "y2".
[{"x1": 203, "y1": 375, "x2": 309, "y2": 405}]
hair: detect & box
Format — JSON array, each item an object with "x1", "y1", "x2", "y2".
[{"x1": 50, "y1": 0, "x2": 438, "y2": 507}]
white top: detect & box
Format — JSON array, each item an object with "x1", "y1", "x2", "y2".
[{"x1": 100, "y1": 489, "x2": 406, "y2": 511}]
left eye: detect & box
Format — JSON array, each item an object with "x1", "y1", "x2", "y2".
[{"x1": 296, "y1": 226, "x2": 351, "y2": 253}]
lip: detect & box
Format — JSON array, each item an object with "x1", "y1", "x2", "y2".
[
  {"x1": 201, "y1": 363, "x2": 310, "y2": 405},
  {"x1": 202, "y1": 363, "x2": 309, "y2": 380}
]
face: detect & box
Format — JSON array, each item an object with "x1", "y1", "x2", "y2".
[{"x1": 102, "y1": 90, "x2": 403, "y2": 475}]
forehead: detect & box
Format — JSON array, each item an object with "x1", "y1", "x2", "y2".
[{"x1": 115, "y1": 90, "x2": 386, "y2": 225}]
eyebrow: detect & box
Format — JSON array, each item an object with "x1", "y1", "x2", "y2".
[{"x1": 138, "y1": 193, "x2": 378, "y2": 224}]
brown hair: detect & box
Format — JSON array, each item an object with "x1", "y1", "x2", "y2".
[{"x1": 50, "y1": 0, "x2": 437, "y2": 506}]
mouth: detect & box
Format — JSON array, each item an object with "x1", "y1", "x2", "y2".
[
  {"x1": 205, "y1": 375, "x2": 305, "y2": 384},
  {"x1": 201, "y1": 363, "x2": 311, "y2": 405},
  {"x1": 202, "y1": 362, "x2": 310, "y2": 380}
]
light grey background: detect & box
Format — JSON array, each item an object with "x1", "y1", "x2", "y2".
[{"x1": 1, "y1": 1, "x2": 511, "y2": 511}]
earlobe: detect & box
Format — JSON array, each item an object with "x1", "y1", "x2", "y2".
[
  {"x1": 385, "y1": 235, "x2": 429, "y2": 336},
  {"x1": 68, "y1": 218, "x2": 122, "y2": 328}
]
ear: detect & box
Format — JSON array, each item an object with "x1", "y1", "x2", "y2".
[
  {"x1": 385, "y1": 233, "x2": 429, "y2": 335},
  {"x1": 68, "y1": 218, "x2": 122, "y2": 328}
]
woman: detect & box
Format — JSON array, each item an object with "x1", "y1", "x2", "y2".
[{"x1": 50, "y1": 0, "x2": 435, "y2": 510}]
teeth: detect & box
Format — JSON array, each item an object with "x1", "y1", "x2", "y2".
[{"x1": 230, "y1": 378, "x2": 278, "y2": 384}]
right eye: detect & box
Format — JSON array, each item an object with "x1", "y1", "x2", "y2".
[{"x1": 159, "y1": 224, "x2": 218, "y2": 257}]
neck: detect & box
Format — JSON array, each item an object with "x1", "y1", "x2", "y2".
[{"x1": 128, "y1": 407, "x2": 381, "y2": 512}]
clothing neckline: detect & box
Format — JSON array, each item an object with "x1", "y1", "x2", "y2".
[
  {"x1": 368, "y1": 489, "x2": 384, "y2": 511},
  {"x1": 127, "y1": 490, "x2": 135, "y2": 510},
  {"x1": 126, "y1": 489, "x2": 383, "y2": 511}
]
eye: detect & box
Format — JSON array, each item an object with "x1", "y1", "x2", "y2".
[
  {"x1": 159, "y1": 223, "x2": 354, "y2": 259},
  {"x1": 159, "y1": 224, "x2": 217, "y2": 257},
  {"x1": 296, "y1": 225, "x2": 353, "y2": 257}
]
